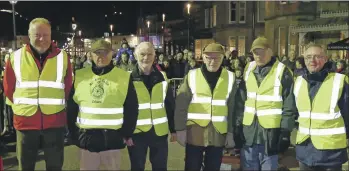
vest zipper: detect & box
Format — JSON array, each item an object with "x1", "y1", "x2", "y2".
[{"x1": 38, "y1": 55, "x2": 43, "y2": 130}]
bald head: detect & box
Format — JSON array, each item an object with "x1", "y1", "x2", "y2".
[{"x1": 135, "y1": 42, "x2": 156, "y2": 74}]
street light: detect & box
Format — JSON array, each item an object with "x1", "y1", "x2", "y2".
[
  {"x1": 147, "y1": 21, "x2": 150, "y2": 41},
  {"x1": 9, "y1": 1, "x2": 17, "y2": 50},
  {"x1": 72, "y1": 23, "x2": 77, "y2": 58},
  {"x1": 78, "y1": 30, "x2": 82, "y2": 37},
  {"x1": 162, "y1": 13, "x2": 165, "y2": 22},
  {"x1": 110, "y1": 24, "x2": 114, "y2": 49},
  {"x1": 187, "y1": 3, "x2": 191, "y2": 50}
]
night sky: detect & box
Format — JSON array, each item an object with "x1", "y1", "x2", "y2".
[{"x1": 0, "y1": 1, "x2": 185, "y2": 39}]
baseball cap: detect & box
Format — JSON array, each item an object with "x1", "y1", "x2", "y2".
[
  {"x1": 90, "y1": 39, "x2": 112, "y2": 52},
  {"x1": 250, "y1": 37, "x2": 270, "y2": 52},
  {"x1": 203, "y1": 43, "x2": 225, "y2": 54}
]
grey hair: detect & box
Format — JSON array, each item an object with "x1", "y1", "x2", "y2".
[
  {"x1": 134, "y1": 42, "x2": 155, "y2": 57},
  {"x1": 304, "y1": 43, "x2": 327, "y2": 56}
]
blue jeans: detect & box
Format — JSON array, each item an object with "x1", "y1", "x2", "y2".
[{"x1": 240, "y1": 144, "x2": 278, "y2": 170}]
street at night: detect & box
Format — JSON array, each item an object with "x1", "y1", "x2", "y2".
[{"x1": 1, "y1": 1, "x2": 349, "y2": 171}]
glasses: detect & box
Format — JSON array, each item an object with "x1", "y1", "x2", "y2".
[{"x1": 304, "y1": 55, "x2": 324, "y2": 61}]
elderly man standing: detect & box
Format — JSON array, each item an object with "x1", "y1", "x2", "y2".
[
  {"x1": 175, "y1": 42, "x2": 237, "y2": 171},
  {"x1": 235, "y1": 37, "x2": 296, "y2": 170},
  {"x1": 294, "y1": 44, "x2": 349, "y2": 171},
  {"x1": 126, "y1": 42, "x2": 176, "y2": 171},
  {"x1": 3, "y1": 18, "x2": 73, "y2": 170},
  {"x1": 67, "y1": 39, "x2": 138, "y2": 170}
]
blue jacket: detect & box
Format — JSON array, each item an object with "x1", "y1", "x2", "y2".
[
  {"x1": 296, "y1": 64, "x2": 349, "y2": 167},
  {"x1": 115, "y1": 48, "x2": 134, "y2": 61}
]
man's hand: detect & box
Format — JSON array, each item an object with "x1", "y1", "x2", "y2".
[
  {"x1": 225, "y1": 132, "x2": 235, "y2": 148},
  {"x1": 170, "y1": 133, "x2": 177, "y2": 142},
  {"x1": 278, "y1": 131, "x2": 291, "y2": 153},
  {"x1": 124, "y1": 138, "x2": 135, "y2": 146},
  {"x1": 176, "y1": 130, "x2": 187, "y2": 147}
]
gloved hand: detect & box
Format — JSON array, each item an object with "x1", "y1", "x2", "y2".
[
  {"x1": 176, "y1": 130, "x2": 187, "y2": 147},
  {"x1": 278, "y1": 130, "x2": 291, "y2": 153},
  {"x1": 225, "y1": 132, "x2": 235, "y2": 148}
]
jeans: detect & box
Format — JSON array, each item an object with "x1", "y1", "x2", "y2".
[
  {"x1": 185, "y1": 144, "x2": 223, "y2": 171},
  {"x1": 240, "y1": 144, "x2": 278, "y2": 170},
  {"x1": 299, "y1": 162, "x2": 342, "y2": 171},
  {"x1": 127, "y1": 136, "x2": 168, "y2": 171}
]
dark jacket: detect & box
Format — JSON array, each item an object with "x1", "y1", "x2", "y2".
[
  {"x1": 235, "y1": 57, "x2": 297, "y2": 155},
  {"x1": 67, "y1": 62, "x2": 139, "y2": 152},
  {"x1": 170, "y1": 60, "x2": 186, "y2": 78},
  {"x1": 295, "y1": 63, "x2": 349, "y2": 167},
  {"x1": 130, "y1": 64, "x2": 176, "y2": 141}
]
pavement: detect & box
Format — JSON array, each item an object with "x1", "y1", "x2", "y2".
[{"x1": 1, "y1": 129, "x2": 348, "y2": 170}]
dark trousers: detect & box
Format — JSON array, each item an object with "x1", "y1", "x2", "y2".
[
  {"x1": 16, "y1": 127, "x2": 65, "y2": 171},
  {"x1": 299, "y1": 162, "x2": 342, "y2": 171},
  {"x1": 127, "y1": 136, "x2": 168, "y2": 171},
  {"x1": 185, "y1": 144, "x2": 224, "y2": 171}
]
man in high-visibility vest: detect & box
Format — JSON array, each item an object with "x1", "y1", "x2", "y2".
[
  {"x1": 126, "y1": 42, "x2": 176, "y2": 171},
  {"x1": 294, "y1": 43, "x2": 349, "y2": 171},
  {"x1": 175, "y1": 42, "x2": 237, "y2": 171},
  {"x1": 3, "y1": 18, "x2": 73, "y2": 170},
  {"x1": 235, "y1": 37, "x2": 297, "y2": 170},
  {"x1": 67, "y1": 39, "x2": 139, "y2": 170}
]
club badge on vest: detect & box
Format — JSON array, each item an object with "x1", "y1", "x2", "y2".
[{"x1": 90, "y1": 77, "x2": 109, "y2": 103}]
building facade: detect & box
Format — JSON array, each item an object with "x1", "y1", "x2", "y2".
[{"x1": 265, "y1": 1, "x2": 349, "y2": 58}]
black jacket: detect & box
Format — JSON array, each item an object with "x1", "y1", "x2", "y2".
[
  {"x1": 67, "y1": 62, "x2": 139, "y2": 152},
  {"x1": 130, "y1": 64, "x2": 176, "y2": 141},
  {"x1": 295, "y1": 62, "x2": 349, "y2": 166}
]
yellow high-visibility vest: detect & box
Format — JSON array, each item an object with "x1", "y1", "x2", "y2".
[
  {"x1": 133, "y1": 79, "x2": 169, "y2": 136},
  {"x1": 73, "y1": 67, "x2": 130, "y2": 130},
  {"x1": 242, "y1": 60, "x2": 286, "y2": 128},
  {"x1": 187, "y1": 68, "x2": 234, "y2": 134},
  {"x1": 294, "y1": 73, "x2": 347, "y2": 150},
  {"x1": 11, "y1": 47, "x2": 68, "y2": 116}
]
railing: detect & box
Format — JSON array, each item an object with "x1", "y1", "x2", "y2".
[{"x1": 168, "y1": 78, "x2": 184, "y2": 98}]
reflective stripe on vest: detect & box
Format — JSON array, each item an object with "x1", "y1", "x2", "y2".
[
  {"x1": 73, "y1": 67, "x2": 130, "y2": 130},
  {"x1": 134, "y1": 80, "x2": 169, "y2": 136},
  {"x1": 294, "y1": 73, "x2": 347, "y2": 150},
  {"x1": 242, "y1": 61, "x2": 285, "y2": 128},
  {"x1": 187, "y1": 68, "x2": 234, "y2": 134},
  {"x1": 11, "y1": 47, "x2": 67, "y2": 116}
]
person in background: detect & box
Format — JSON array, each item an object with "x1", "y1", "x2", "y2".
[
  {"x1": 157, "y1": 54, "x2": 165, "y2": 65},
  {"x1": 283, "y1": 51, "x2": 296, "y2": 71},
  {"x1": 170, "y1": 52, "x2": 186, "y2": 78},
  {"x1": 162, "y1": 60, "x2": 171, "y2": 78},
  {"x1": 128, "y1": 59, "x2": 136, "y2": 72},
  {"x1": 235, "y1": 67, "x2": 243, "y2": 87},
  {"x1": 127, "y1": 42, "x2": 176, "y2": 171},
  {"x1": 245, "y1": 54, "x2": 254, "y2": 65},
  {"x1": 184, "y1": 59, "x2": 198, "y2": 75},
  {"x1": 83, "y1": 52, "x2": 93, "y2": 68},
  {"x1": 294, "y1": 43, "x2": 349, "y2": 171},
  {"x1": 115, "y1": 42, "x2": 134, "y2": 62},
  {"x1": 294, "y1": 57, "x2": 306, "y2": 77},
  {"x1": 3, "y1": 18, "x2": 73, "y2": 170},
  {"x1": 68, "y1": 39, "x2": 138, "y2": 170},
  {"x1": 336, "y1": 60, "x2": 347, "y2": 74},
  {"x1": 117, "y1": 52, "x2": 129, "y2": 71}
]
